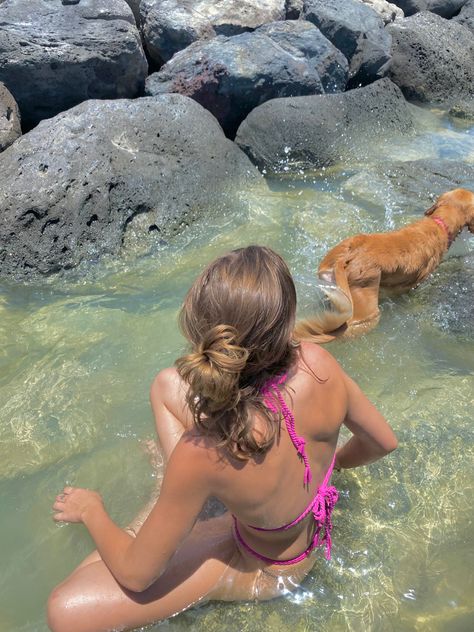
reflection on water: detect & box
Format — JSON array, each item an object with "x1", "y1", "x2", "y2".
[{"x1": 0, "y1": 106, "x2": 473, "y2": 631}]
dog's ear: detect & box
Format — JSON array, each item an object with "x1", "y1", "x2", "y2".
[{"x1": 424, "y1": 201, "x2": 439, "y2": 216}]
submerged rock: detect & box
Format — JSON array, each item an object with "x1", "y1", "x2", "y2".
[
  {"x1": 302, "y1": 0, "x2": 392, "y2": 87},
  {"x1": 146, "y1": 23, "x2": 348, "y2": 137},
  {"x1": 0, "y1": 95, "x2": 262, "y2": 278},
  {"x1": 389, "y1": 0, "x2": 467, "y2": 18},
  {"x1": 0, "y1": 82, "x2": 21, "y2": 151},
  {"x1": 449, "y1": 101, "x2": 474, "y2": 121},
  {"x1": 343, "y1": 159, "x2": 474, "y2": 211},
  {"x1": 140, "y1": 0, "x2": 286, "y2": 64},
  {"x1": 387, "y1": 12, "x2": 474, "y2": 104},
  {"x1": 235, "y1": 78, "x2": 414, "y2": 173},
  {"x1": 0, "y1": 0, "x2": 147, "y2": 129}
]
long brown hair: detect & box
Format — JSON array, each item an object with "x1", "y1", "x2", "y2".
[{"x1": 175, "y1": 246, "x2": 298, "y2": 459}]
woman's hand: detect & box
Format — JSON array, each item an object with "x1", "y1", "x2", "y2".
[{"x1": 53, "y1": 486, "x2": 104, "y2": 524}]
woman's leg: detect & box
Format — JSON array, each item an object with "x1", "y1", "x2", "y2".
[{"x1": 47, "y1": 515, "x2": 236, "y2": 632}]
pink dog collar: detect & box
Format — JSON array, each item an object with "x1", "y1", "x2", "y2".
[{"x1": 432, "y1": 216, "x2": 453, "y2": 247}]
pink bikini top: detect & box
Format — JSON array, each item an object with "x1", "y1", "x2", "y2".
[{"x1": 233, "y1": 374, "x2": 339, "y2": 565}]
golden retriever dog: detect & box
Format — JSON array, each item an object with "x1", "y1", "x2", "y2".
[{"x1": 295, "y1": 188, "x2": 474, "y2": 343}]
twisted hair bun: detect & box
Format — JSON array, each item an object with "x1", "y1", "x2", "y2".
[
  {"x1": 176, "y1": 325, "x2": 249, "y2": 413},
  {"x1": 175, "y1": 246, "x2": 298, "y2": 459}
]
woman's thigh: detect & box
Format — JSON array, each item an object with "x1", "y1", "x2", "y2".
[{"x1": 48, "y1": 515, "x2": 236, "y2": 632}]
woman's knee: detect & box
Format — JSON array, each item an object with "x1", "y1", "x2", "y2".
[{"x1": 47, "y1": 583, "x2": 77, "y2": 632}]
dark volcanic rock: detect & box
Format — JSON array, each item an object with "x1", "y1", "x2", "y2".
[
  {"x1": 0, "y1": 81, "x2": 21, "y2": 151},
  {"x1": 0, "y1": 0, "x2": 147, "y2": 129},
  {"x1": 256, "y1": 21, "x2": 348, "y2": 93},
  {"x1": 146, "y1": 25, "x2": 346, "y2": 137},
  {"x1": 140, "y1": 0, "x2": 286, "y2": 64},
  {"x1": 0, "y1": 95, "x2": 262, "y2": 278},
  {"x1": 453, "y1": 0, "x2": 474, "y2": 31},
  {"x1": 387, "y1": 12, "x2": 474, "y2": 104},
  {"x1": 390, "y1": 0, "x2": 467, "y2": 18},
  {"x1": 235, "y1": 78, "x2": 414, "y2": 173},
  {"x1": 302, "y1": 0, "x2": 392, "y2": 87}
]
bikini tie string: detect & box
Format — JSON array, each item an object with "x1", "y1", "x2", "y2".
[{"x1": 312, "y1": 485, "x2": 339, "y2": 560}]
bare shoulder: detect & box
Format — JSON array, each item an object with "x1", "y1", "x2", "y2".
[
  {"x1": 150, "y1": 366, "x2": 182, "y2": 394},
  {"x1": 150, "y1": 366, "x2": 189, "y2": 417},
  {"x1": 297, "y1": 342, "x2": 344, "y2": 381}
]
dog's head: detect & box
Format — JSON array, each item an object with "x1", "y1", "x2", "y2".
[{"x1": 425, "y1": 188, "x2": 474, "y2": 233}]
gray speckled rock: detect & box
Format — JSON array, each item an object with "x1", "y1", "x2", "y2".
[
  {"x1": 140, "y1": 0, "x2": 286, "y2": 64},
  {"x1": 235, "y1": 78, "x2": 414, "y2": 173},
  {"x1": 453, "y1": 0, "x2": 474, "y2": 32},
  {"x1": 0, "y1": 0, "x2": 147, "y2": 128},
  {"x1": 0, "y1": 82, "x2": 21, "y2": 151},
  {"x1": 146, "y1": 25, "x2": 343, "y2": 137},
  {"x1": 302, "y1": 0, "x2": 391, "y2": 87},
  {"x1": 357, "y1": 0, "x2": 404, "y2": 23},
  {"x1": 0, "y1": 95, "x2": 262, "y2": 278},
  {"x1": 390, "y1": 0, "x2": 467, "y2": 18},
  {"x1": 387, "y1": 12, "x2": 474, "y2": 104},
  {"x1": 256, "y1": 21, "x2": 348, "y2": 93}
]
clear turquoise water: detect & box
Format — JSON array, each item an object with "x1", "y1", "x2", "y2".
[{"x1": 0, "y1": 106, "x2": 473, "y2": 631}]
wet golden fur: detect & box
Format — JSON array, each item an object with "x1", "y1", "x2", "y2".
[{"x1": 295, "y1": 189, "x2": 474, "y2": 343}]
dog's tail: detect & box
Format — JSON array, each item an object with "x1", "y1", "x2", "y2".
[{"x1": 294, "y1": 274, "x2": 353, "y2": 345}]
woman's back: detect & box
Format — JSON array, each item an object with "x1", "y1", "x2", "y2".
[{"x1": 170, "y1": 342, "x2": 347, "y2": 563}]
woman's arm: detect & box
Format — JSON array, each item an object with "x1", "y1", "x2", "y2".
[
  {"x1": 53, "y1": 436, "x2": 212, "y2": 592},
  {"x1": 335, "y1": 372, "x2": 398, "y2": 469}
]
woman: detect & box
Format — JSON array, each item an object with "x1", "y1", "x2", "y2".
[{"x1": 48, "y1": 246, "x2": 397, "y2": 632}]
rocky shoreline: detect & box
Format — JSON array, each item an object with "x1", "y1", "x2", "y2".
[{"x1": 0, "y1": 0, "x2": 473, "y2": 278}]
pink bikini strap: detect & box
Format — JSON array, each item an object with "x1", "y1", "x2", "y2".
[{"x1": 261, "y1": 374, "x2": 313, "y2": 486}]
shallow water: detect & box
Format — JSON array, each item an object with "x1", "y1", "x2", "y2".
[{"x1": 0, "y1": 105, "x2": 473, "y2": 631}]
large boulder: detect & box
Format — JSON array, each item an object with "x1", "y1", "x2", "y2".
[
  {"x1": 453, "y1": 0, "x2": 474, "y2": 31},
  {"x1": 146, "y1": 23, "x2": 348, "y2": 137},
  {"x1": 0, "y1": 95, "x2": 263, "y2": 278},
  {"x1": 0, "y1": 81, "x2": 21, "y2": 151},
  {"x1": 256, "y1": 21, "x2": 348, "y2": 93},
  {"x1": 389, "y1": 0, "x2": 467, "y2": 18},
  {"x1": 140, "y1": 0, "x2": 286, "y2": 64},
  {"x1": 235, "y1": 78, "x2": 414, "y2": 173},
  {"x1": 0, "y1": 0, "x2": 147, "y2": 129},
  {"x1": 387, "y1": 12, "x2": 474, "y2": 104},
  {"x1": 302, "y1": 0, "x2": 392, "y2": 87}
]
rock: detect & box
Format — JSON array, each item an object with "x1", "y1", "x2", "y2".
[
  {"x1": 387, "y1": 12, "x2": 474, "y2": 104},
  {"x1": 0, "y1": 0, "x2": 147, "y2": 129},
  {"x1": 389, "y1": 0, "x2": 468, "y2": 18},
  {"x1": 356, "y1": 0, "x2": 404, "y2": 23},
  {"x1": 124, "y1": 0, "x2": 141, "y2": 24},
  {"x1": 146, "y1": 25, "x2": 345, "y2": 137},
  {"x1": 343, "y1": 159, "x2": 474, "y2": 211},
  {"x1": 286, "y1": 0, "x2": 303, "y2": 18},
  {"x1": 256, "y1": 21, "x2": 348, "y2": 93},
  {"x1": 235, "y1": 78, "x2": 414, "y2": 173},
  {"x1": 140, "y1": 0, "x2": 286, "y2": 64},
  {"x1": 0, "y1": 95, "x2": 262, "y2": 278},
  {"x1": 0, "y1": 82, "x2": 21, "y2": 151},
  {"x1": 449, "y1": 100, "x2": 474, "y2": 120},
  {"x1": 302, "y1": 0, "x2": 392, "y2": 87},
  {"x1": 453, "y1": 0, "x2": 474, "y2": 32}
]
